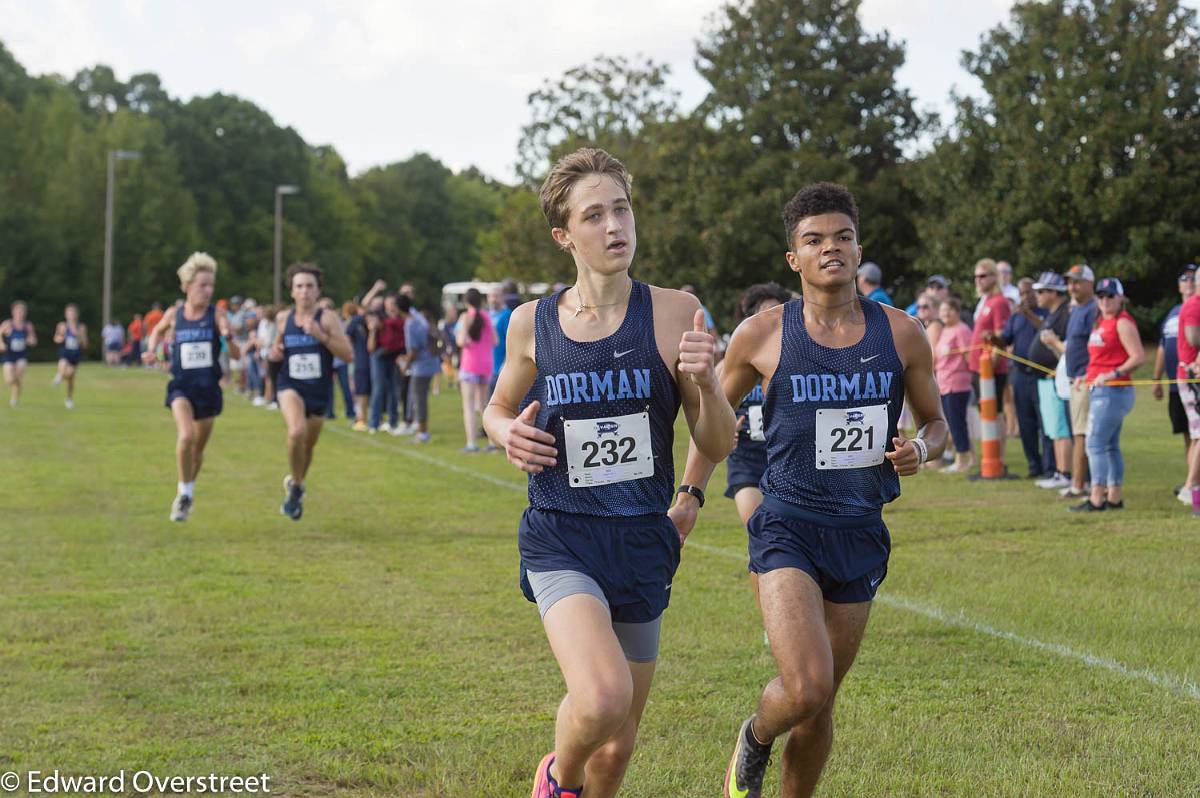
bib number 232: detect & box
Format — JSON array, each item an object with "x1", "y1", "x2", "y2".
[
  {"x1": 815, "y1": 404, "x2": 888, "y2": 469},
  {"x1": 564, "y1": 411, "x2": 653, "y2": 487}
]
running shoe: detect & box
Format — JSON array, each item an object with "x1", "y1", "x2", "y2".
[
  {"x1": 252, "y1": 396, "x2": 266, "y2": 407},
  {"x1": 529, "y1": 753, "x2": 580, "y2": 798},
  {"x1": 380, "y1": 422, "x2": 393, "y2": 433},
  {"x1": 1068, "y1": 500, "x2": 1106, "y2": 513},
  {"x1": 64, "y1": 398, "x2": 73, "y2": 409},
  {"x1": 169, "y1": 494, "x2": 192, "y2": 522},
  {"x1": 1177, "y1": 486, "x2": 1192, "y2": 505},
  {"x1": 352, "y1": 420, "x2": 368, "y2": 432},
  {"x1": 724, "y1": 716, "x2": 772, "y2": 798},
  {"x1": 461, "y1": 444, "x2": 481, "y2": 454},
  {"x1": 51, "y1": 374, "x2": 62, "y2": 386},
  {"x1": 281, "y1": 483, "x2": 305, "y2": 520},
  {"x1": 413, "y1": 432, "x2": 431, "y2": 443},
  {"x1": 1059, "y1": 486, "x2": 1087, "y2": 499},
  {"x1": 391, "y1": 423, "x2": 415, "y2": 436},
  {"x1": 1105, "y1": 500, "x2": 1125, "y2": 510}
]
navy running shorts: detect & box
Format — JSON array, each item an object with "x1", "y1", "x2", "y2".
[
  {"x1": 518, "y1": 507, "x2": 681, "y2": 625},
  {"x1": 166, "y1": 381, "x2": 223, "y2": 421},
  {"x1": 747, "y1": 494, "x2": 890, "y2": 604},
  {"x1": 725, "y1": 444, "x2": 767, "y2": 498}
]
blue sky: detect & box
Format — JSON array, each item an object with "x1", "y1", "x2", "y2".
[{"x1": 2, "y1": 1, "x2": 1195, "y2": 181}]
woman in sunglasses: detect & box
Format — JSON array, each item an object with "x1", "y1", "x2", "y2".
[{"x1": 1070, "y1": 277, "x2": 1145, "y2": 512}]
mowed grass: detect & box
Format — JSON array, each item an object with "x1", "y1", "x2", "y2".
[{"x1": 1, "y1": 364, "x2": 1198, "y2": 797}]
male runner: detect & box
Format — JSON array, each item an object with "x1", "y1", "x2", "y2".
[
  {"x1": 671, "y1": 182, "x2": 947, "y2": 798},
  {"x1": 1, "y1": 300, "x2": 37, "y2": 407},
  {"x1": 482, "y1": 147, "x2": 735, "y2": 798},
  {"x1": 269, "y1": 262, "x2": 353, "y2": 520},
  {"x1": 52, "y1": 304, "x2": 88, "y2": 408},
  {"x1": 143, "y1": 253, "x2": 238, "y2": 521}
]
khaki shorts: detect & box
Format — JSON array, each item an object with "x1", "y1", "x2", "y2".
[{"x1": 1069, "y1": 378, "x2": 1089, "y2": 436}]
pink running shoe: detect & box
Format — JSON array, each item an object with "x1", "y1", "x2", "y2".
[{"x1": 530, "y1": 753, "x2": 581, "y2": 798}]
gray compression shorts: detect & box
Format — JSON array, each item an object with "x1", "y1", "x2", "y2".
[{"x1": 525, "y1": 569, "x2": 662, "y2": 663}]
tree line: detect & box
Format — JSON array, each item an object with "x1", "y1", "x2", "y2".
[{"x1": 2, "y1": 0, "x2": 1198, "y2": 353}]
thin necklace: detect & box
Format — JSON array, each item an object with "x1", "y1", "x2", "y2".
[{"x1": 573, "y1": 280, "x2": 633, "y2": 317}]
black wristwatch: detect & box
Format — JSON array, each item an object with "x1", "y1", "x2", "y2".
[{"x1": 677, "y1": 484, "x2": 705, "y2": 507}]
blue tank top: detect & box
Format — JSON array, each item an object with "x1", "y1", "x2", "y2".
[
  {"x1": 522, "y1": 281, "x2": 680, "y2": 517},
  {"x1": 760, "y1": 297, "x2": 904, "y2": 516},
  {"x1": 734, "y1": 383, "x2": 767, "y2": 454},
  {"x1": 280, "y1": 309, "x2": 333, "y2": 395},
  {"x1": 61, "y1": 323, "x2": 81, "y2": 352},
  {"x1": 3, "y1": 322, "x2": 28, "y2": 360},
  {"x1": 170, "y1": 305, "x2": 222, "y2": 388}
]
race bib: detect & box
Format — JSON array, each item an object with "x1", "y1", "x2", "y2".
[
  {"x1": 65, "y1": 336, "x2": 79, "y2": 350},
  {"x1": 289, "y1": 352, "x2": 322, "y2": 379},
  {"x1": 747, "y1": 404, "x2": 765, "y2": 442},
  {"x1": 564, "y1": 411, "x2": 654, "y2": 487},
  {"x1": 9, "y1": 338, "x2": 24, "y2": 352},
  {"x1": 179, "y1": 341, "x2": 213, "y2": 370},
  {"x1": 815, "y1": 404, "x2": 888, "y2": 470}
]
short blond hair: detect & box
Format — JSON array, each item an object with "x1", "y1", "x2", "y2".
[
  {"x1": 178, "y1": 252, "x2": 217, "y2": 289},
  {"x1": 538, "y1": 147, "x2": 632, "y2": 231}
]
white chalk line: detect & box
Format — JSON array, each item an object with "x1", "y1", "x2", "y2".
[{"x1": 330, "y1": 429, "x2": 1200, "y2": 703}]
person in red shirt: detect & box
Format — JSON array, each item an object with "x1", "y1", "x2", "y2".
[
  {"x1": 1176, "y1": 288, "x2": 1200, "y2": 512},
  {"x1": 969, "y1": 258, "x2": 1012, "y2": 430},
  {"x1": 1069, "y1": 277, "x2": 1144, "y2": 512}
]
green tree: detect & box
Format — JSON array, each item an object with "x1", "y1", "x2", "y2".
[
  {"x1": 634, "y1": 0, "x2": 923, "y2": 322},
  {"x1": 912, "y1": 0, "x2": 1200, "y2": 322},
  {"x1": 475, "y1": 188, "x2": 571, "y2": 285}
]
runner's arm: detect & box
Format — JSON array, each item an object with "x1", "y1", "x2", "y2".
[
  {"x1": 268, "y1": 311, "x2": 288, "y2": 362},
  {"x1": 888, "y1": 315, "x2": 948, "y2": 475},
  {"x1": 79, "y1": 324, "x2": 89, "y2": 348},
  {"x1": 143, "y1": 308, "x2": 176, "y2": 364},
  {"x1": 675, "y1": 296, "x2": 736, "y2": 465},
  {"x1": 321, "y1": 311, "x2": 354, "y2": 363},
  {"x1": 216, "y1": 308, "x2": 241, "y2": 359},
  {"x1": 483, "y1": 302, "x2": 557, "y2": 474},
  {"x1": 53, "y1": 323, "x2": 65, "y2": 344},
  {"x1": 26, "y1": 323, "x2": 36, "y2": 347},
  {"x1": 671, "y1": 315, "x2": 765, "y2": 539}
]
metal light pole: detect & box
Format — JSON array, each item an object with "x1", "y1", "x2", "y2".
[
  {"x1": 273, "y1": 184, "x2": 301, "y2": 305},
  {"x1": 102, "y1": 149, "x2": 141, "y2": 329}
]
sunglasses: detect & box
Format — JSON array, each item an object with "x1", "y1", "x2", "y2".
[
  {"x1": 917, "y1": 304, "x2": 931, "y2": 310},
  {"x1": 974, "y1": 273, "x2": 993, "y2": 279}
]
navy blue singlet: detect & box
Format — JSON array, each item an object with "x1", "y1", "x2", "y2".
[
  {"x1": 522, "y1": 281, "x2": 680, "y2": 517},
  {"x1": 760, "y1": 297, "x2": 904, "y2": 516},
  {"x1": 170, "y1": 305, "x2": 222, "y2": 388},
  {"x1": 59, "y1": 323, "x2": 82, "y2": 363},
  {"x1": 278, "y1": 309, "x2": 333, "y2": 402},
  {"x1": 2, "y1": 322, "x2": 29, "y2": 362}
]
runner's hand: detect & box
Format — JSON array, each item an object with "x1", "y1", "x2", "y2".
[
  {"x1": 503, "y1": 401, "x2": 558, "y2": 474},
  {"x1": 885, "y1": 435, "x2": 920, "y2": 476},
  {"x1": 301, "y1": 317, "x2": 324, "y2": 340},
  {"x1": 678, "y1": 309, "x2": 717, "y2": 390},
  {"x1": 668, "y1": 492, "x2": 700, "y2": 546},
  {"x1": 141, "y1": 348, "x2": 157, "y2": 366},
  {"x1": 733, "y1": 414, "x2": 746, "y2": 448}
]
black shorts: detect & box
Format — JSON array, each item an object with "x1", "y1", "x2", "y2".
[
  {"x1": 166, "y1": 381, "x2": 223, "y2": 421},
  {"x1": 725, "y1": 443, "x2": 767, "y2": 498},
  {"x1": 1169, "y1": 390, "x2": 1189, "y2": 436},
  {"x1": 747, "y1": 494, "x2": 890, "y2": 604},
  {"x1": 518, "y1": 507, "x2": 681, "y2": 624}
]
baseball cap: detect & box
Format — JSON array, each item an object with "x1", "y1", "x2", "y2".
[
  {"x1": 230, "y1": 295, "x2": 244, "y2": 305},
  {"x1": 1032, "y1": 271, "x2": 1067, "y2": 292},
  {"x1": 926, "y1": 274, "x2": 950, "y2": 288},
  {"x1": 859, "y1": 262, "x2": 883, "y2": 283},
  {"x1": 1065, "y1": 264, "x2": 1094, "y2": 282},
  {"x1": 1094, "y1": 277, "x2": 1124, "y2": 297},
  {"x1": 1180, "y1": 265, "x2": 1197, "y2": 281}
]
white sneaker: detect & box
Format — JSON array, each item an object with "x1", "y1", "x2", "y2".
[
  {"x1": 51, "y1": 374, "x2": 62, "y2": 386},
  {"x1": 1036, "y1": 473, "x2": 1070, "y2": 489},
  {"x1": 64, "y1": 399, "x2": 73, "y2": 409},
  {"x1": 266, "y1": 401, "x2": 278, "y2": 410},
  {"x1": 380, "y1": 422, "x2": 392, "y2": 433},
  {"x1": 1178, "y1": 486, "x2": 1193, "y2": 505},
  {"x1": 252, "y1": 396, "x2": 266, "y2": 407}
]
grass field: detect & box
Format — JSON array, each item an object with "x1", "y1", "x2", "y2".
[{"x1": 1, "y1": 363, "x2": 1198, "y2": 797}]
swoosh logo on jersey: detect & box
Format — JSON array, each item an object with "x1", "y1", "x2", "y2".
[
  {"x1": 870, "y1": 575, "x2": 883, "y2": 588},
  {"x1": 614, "y1": 349, "x2": 635, "y2": 358},
  {"x1": 860, "y1": 354, "x2": 881, "y2": 363}
]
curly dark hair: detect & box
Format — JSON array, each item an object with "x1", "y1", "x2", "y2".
[
  {"x1": 738, "y1": 282, "x2": 793, "y2": 320},
  {"x1": 782, "y1": 182, "x2": 859, "y2": 247}
]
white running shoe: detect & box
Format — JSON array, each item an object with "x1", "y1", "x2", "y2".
[
  {"x1": 1178, "y1": 486, "x2": 1193, "y2": 506},
  {"x1": 1036, "y1": 473, "x2": 1070, "y2": 489},
  {"x1": 391, "y1": 423, "x2": 414, "y2": 436},
  {"x1": 64, "y1": 398, "x2": 73, "y2": 410},
  {"x1": 266, "y1": 401, "x2": 278, "y2": 410},
  {"x1": 51, "y1": 374, "x2": 62, "y2": 386},
  {"x1": 252, "y1": 396, "x2": 266, "y2": 407},
  {"x1": 169, "y1": 494, "x2": 192, "y2": 522},
  {"x1": 380, "y1": 422, "x2": 392, "y2": 433}
]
